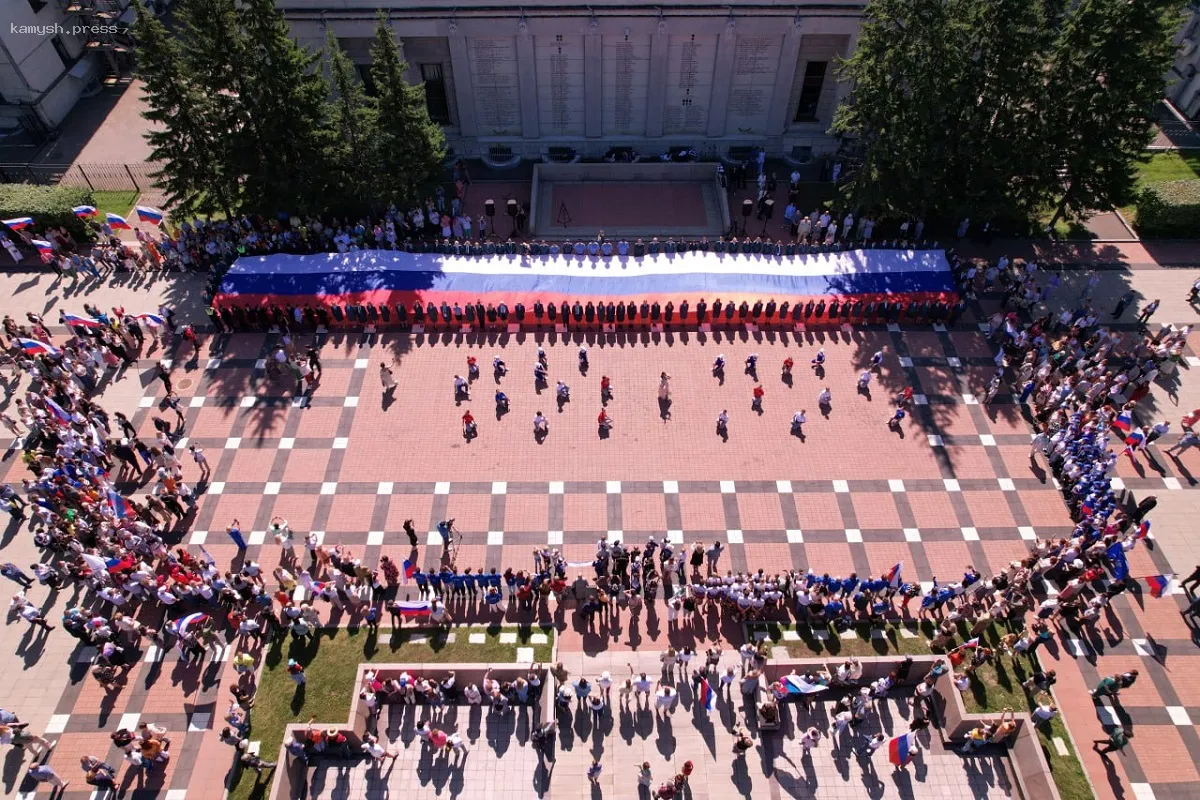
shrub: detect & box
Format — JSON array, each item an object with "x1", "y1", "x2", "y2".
[
  {"x1": 1133, "y1": 180, "x2": 1200, "y2": 238},
  {"x1": 0, "y1": 183, "x2": 95, "y2": 241}
]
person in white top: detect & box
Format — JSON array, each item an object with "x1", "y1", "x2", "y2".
[{"x1": 818, "y1": 388, "x2": 832, "y2": 405}]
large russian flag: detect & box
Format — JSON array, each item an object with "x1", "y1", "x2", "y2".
[
  {"x1": 73, "y1": 205, "x2": 98, "y2": 218},
  {"x1": 31, "y1": 239, "x2": 54, "y2": 254},
  {"x1": 401, "y1": 558, "x2": 417, "y2": 583},
  {"x1": 214, "y1": 248, "x2": 959, "y2": 320},
  {"x1": 1112, "y1": 412, "x2": 1133, "y2": 434},
  {"x1": 888, "y1": 733, "x2": 914, "y2": 767},
  {"x1": 2, "y1": 217, "x2": 33, "y2": 230},
  {"x1": 17, "y1": 338, "x2": 58, "y2": 356},
  {"x1": 136, "y1": 312, "x2": 165, "y2": 327},
  {"x1": 106, "y1": 213, "x2": 131, "y2": 230},
  {"x1": 135, "y1": 206, "x2": 164, "y2": 224},
  {"x1": 395, "y1": 600, "x2": 432, "y2": 618}
]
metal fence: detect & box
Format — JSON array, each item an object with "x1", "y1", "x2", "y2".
[{"x1": 0, "y1": 162, "x2": 162, "y2": 192}]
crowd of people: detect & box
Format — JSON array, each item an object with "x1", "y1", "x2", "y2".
[{"x1": 0, "y1": 238, "x2": 1192, "y2": 794}]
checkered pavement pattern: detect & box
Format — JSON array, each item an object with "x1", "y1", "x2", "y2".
[{"x1": 11, "y1": 303, "x2": 1200, "y2": 799}]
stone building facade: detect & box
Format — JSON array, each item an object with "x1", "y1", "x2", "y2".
[{"x1": 275, "y1": 0, "x2": 866, "y2": 163}]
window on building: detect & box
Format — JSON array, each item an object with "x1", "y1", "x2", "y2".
[
  {"x1": 793, "y1": 61, "x2": 828, "y2": 123},
  {"x1": 27, "y1": 0, "x2": 48, "y2": 13},
  {"x1": 421, "y1": 64, "x2": 451, "y2": 125},
  {"x1": 50, "y1": 35, "x2": 73, "y2": 70}
]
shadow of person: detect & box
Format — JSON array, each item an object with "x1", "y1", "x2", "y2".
[
  {"x1": 820, "y1": 401, "x2": 832, "y2": 418},
  {"x1": 658, "y1": 398, "x2": 672, "y2": 420}
]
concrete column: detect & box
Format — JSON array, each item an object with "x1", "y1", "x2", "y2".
[
  {"x1": 707, "y1": 21, "x2": 740, "y2": 139},
  {"x1": 767, "y1": 21, "x2": 804, "y2": 136},
  {"x1": 645, "y1": 20, "x2": 669, "y2": 138},
  {"x1": 516, "y1": 24, "x2": 540, "y2": 139},
  {"x1": 831, "y1": 31, "x2": 859, "y2": 112},
  {"x1": 446, "y1": 31, "x2": 477, "y2": 137},
  {"x1": 584, "y1": 25, "x2": 603, "y2": 138}
]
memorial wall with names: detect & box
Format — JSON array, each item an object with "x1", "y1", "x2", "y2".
[
  {"x1": 726, "y1": 34, "x2": 782, "y2": 134},
  {"x1": 534, "y1": 34, "x2": 586, "y2": 137},
  {"x1": 601, "y1": 34, "x2": 651, "y2": 137},
  {"x1": 466, "y1": 36, "x2": 522, "y2": 135},
  {"x1": 663, "y1": 34, "x2": 717, "y2": 135}
]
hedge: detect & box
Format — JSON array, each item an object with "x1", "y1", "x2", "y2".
[
  {"x1": 0, "y1": 183, "x2": 95, "y2": 242},
  {"x1": 1133, "y1": 179, "x2": 1200, "y2": 238}
]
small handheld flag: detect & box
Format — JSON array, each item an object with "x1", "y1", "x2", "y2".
[
  {"x1": 31, "y1": 239, "x2": 53, "y2": 254},
  {"x1": 63, "y1": 313, "x2": 102, "y2": 328},
  {"x1": 1136, "y1": 520, "x2": 1151, "y2": 540},
  {"x1": 44, "y1": 398, "x2": 72, "y2": 424},
  {"x1": 401, "y1": 558, "x2": 417, "y2": 584},
  {"x1": 135, "y1": 205, "x2": 165, "y2": 224},
  {"x1": 106, "y1": 490, "x2": 130, "y2": 519},
  {"x1": 72, "y1": 205, "x2": 98, "y2": 218},
  {"x1": 105, "y1": 554, "x2": 136, "y2": 574},
  {"x1": 699, "y1": 678, "x2": 715, "y2": 712},
  {"x1": 171, "y1": 612, "x2": 209, "y2": 636},
  {"x1": 136, "y1": 312, "x2": 165, "y2": 328},
  {"x1": 395, "y1": 600, "x2": 432, "y2": 618},
  {"x1": 885, "y1": 562, "x2": 903, "y2": 589},
  {"x1": 105, "y1": 213, "x2": 131, "y2": 230},
  {"x1": 1146, "y1": 574, "x2": 1172, "y2": 599},
  {"x1": 16, "y1": 338, "x2": 59, "y2": 356},
  {"x1": 963, "y1": 637, "x2": 980, "y2": 649},
  {"x1": 888, "y1": 733, "x2": 914, "y2": 767},
  {"x1": 1124, "y1": 429, "x2": 1146, "y2": 448},
  {"x1": 1112, "y1": 412, "x2": 1133, "y2": 434},
  {"x1": 2, "y1": 217, "x2": 33, "y2": 230}
]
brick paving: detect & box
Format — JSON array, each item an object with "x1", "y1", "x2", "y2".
[{"x1": 1, "y1": 258, "x2": 1200, "y2": 799}]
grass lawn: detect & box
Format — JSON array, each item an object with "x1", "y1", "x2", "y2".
[
  {"x1": 748, "y1": 619, "x2": 939, "y2": 658},
  {"x1": 1120, "y1": 151, "x2": 1200, "y2": 228},
  {"x1": 1134, "y1": 151, "x2": 1200, "y2": 185},
  {"x1": 228, "y1": 624, "x2": 554, "y2": 800},
  {"x1": 91, "y1": 190, "x2": 139, "y2": 218}
]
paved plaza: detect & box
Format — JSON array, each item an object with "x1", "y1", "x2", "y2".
[{"x1": 1, "y1": 249, "x2": 1200, "y2": 799}]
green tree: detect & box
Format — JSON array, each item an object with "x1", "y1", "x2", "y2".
[
  {"x1": 236, "y1": 0, "x2": 330, "y2": 214},
  {"x1": 323, "y1": 30, "x2": 380, "y2": 213},
  {"x1": 832, "y1": 0, "x2": 1056, "y2": 223},
  {"x1": 133, "y1": 2, "x2": 235, "y2": 217},
  {"x1": 1042, "y1": 0, "x2": 1185, "y2": 229},
  {"x1": 369, "y1": 13, "x2": 446, "y2": 208}
]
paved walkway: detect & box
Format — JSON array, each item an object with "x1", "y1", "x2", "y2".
[{"x1": 311, "y1": 650, "x2": 1017, "y2": 800}]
